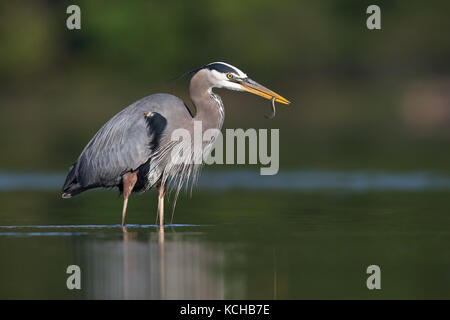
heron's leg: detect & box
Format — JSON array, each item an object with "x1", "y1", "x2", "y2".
[
  {"x1": 121, "y1": 172, "x2": 137, "y2": 227},
  {"x1": 157, "y1": 184, "x2": 166, "y2": 227}
]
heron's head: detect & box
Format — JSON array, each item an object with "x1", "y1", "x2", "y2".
[{"x1": 196, "y1": 62, "x2": 290, "y2": 105}]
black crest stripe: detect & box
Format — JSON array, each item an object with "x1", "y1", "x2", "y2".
[{"x1": 205, "y1": 63, "x2": 238, "y2": 75}]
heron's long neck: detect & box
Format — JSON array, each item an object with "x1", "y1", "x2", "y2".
[{"x1": 190, "y1": 73, "x2": 224, "y2": 131}]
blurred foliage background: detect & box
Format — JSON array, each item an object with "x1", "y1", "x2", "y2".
[{"x1": 0, "y1": 0, "x2": 449, "y2": 172}]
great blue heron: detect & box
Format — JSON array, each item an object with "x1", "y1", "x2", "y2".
[{"x1": 62, "y1": 62, "x2": 290, "y2": 227}]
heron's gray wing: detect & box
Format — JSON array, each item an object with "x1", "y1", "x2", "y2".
[{"x1": 75, "y1": 109, "x2": 167, "y2": 188}]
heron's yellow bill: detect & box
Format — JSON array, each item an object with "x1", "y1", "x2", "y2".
[{"x1": 239, "y1": 78, "x2": 290, "y2": 105}]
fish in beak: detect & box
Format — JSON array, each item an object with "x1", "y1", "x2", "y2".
[
  {"x1": 237, "y1": 78, "x2": 290, "y2": 119},
  {"x1": 239, "y1": 78, "x2": 290, "y2": 105}
]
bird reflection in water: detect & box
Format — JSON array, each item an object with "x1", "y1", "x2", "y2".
[{"x1": 82, "y1": 226, "x2": 228, "y2": 299}]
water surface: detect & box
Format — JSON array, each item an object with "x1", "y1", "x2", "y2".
[{"x1": 0, "y1": 171, "x2": 450, "y2": 299}]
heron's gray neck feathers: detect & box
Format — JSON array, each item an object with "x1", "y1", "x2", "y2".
[
  {"x1": 208, "y1": 90, "x2": 225, "y2": 129},
  {"x1": 190, "y1": 71, "x2": 224, "y2": 131}
]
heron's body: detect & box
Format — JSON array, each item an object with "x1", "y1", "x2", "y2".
[
  {"x1": 63, "y1": 93, "x2": 194, "y2": 195},
  {"x1": 62, "y1": 62, "x2": 290, "y2": 227}
]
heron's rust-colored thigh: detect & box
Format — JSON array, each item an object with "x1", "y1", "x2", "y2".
[{"x1": 122, "y1": 172, "x2": 138, "y2": 198}]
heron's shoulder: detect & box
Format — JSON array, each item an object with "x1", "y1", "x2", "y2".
[
  {"x1": 138, "y1": 93, "x2": 186, "y2": 108},
  {"x1": 120, "y1": 93, "x2": 192, "y2": 118},
  {"x1": 146, "y1": 93, "x2": 183, "y2": 102}
]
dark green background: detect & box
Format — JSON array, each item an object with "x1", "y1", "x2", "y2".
[
  {"x1": 1, "y1": 0, "x2": 449, "y2": 172},
  {"x1": 0, "y1": 1, "x2": 449, "y2": 300}
]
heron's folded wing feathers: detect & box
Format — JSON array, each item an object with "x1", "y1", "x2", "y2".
[{"x1": 75, "y1": 109, "x2": 167, "y2": 188}]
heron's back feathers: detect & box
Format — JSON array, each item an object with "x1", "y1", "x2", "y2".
[{"x1": 61, "y1": 93, "x2": 192, "y2": 198}]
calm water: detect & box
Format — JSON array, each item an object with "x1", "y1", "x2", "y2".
[{"x1": 0, "y1": 171, "x2": 450, "y2": 299}]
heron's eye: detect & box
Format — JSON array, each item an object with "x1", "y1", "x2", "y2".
[{"x1": 227, "y1": 73, "x2": 233, "y2": 79}]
